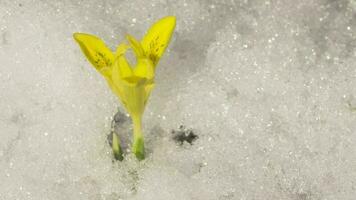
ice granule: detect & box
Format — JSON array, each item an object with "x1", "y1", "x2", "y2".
[{"x1": 0, "y1": 0, "x2": 356, "y2": 199}]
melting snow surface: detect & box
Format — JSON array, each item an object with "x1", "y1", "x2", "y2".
[{"x1": 0, "y1": 0, "x2": 356, "y2": 199}]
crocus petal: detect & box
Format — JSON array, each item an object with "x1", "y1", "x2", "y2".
[
  {"x1": 143, "y1": 82, "x2": 155, "y2": 106},
  {"x1": 116, "y1": 56, "x2": 133, "y2": 79},
  {"x1": 115, "y1": 43, "x2": 129, "y2": 58},
  {"x1": 73, "y1": 33, "x2": 114, "y2": 77},
  {"x1": 141, "y1": 16, "x2": 176, "y2": 67},
  {"x1": 124, "y1": 85, "x2": 146, "y2": 117},
  {"x1": 111, "y1": 58, "x2": 129, "y2": 106},
  {"x1": 134, "y1": 58, "x2": 154, "y2": 80},
  {"x1": 126, "y1": 34, "x2": 145, "y2": 58}
]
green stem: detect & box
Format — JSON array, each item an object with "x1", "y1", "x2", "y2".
[
  {"x1": 132, "y1": 116, "x2": 145, "y2": 160},
  {"x1": 112, "y1": 133, "x2": 123, "y2": 161}
]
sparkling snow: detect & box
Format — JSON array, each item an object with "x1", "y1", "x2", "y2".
[{"x1": 0, "y1": 0, "x2": 356, "y2": 199}]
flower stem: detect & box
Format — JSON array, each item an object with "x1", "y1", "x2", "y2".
[
  {"x1": 132, "y1": 116, "x2": 145, "y2": 160},
  {"x1": 112, "y1": 133, "x2": 123, "y2": 161}
]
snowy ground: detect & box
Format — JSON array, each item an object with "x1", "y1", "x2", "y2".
[{"x1": 1, "y1": 0, "x2": 356, "y2": 199}]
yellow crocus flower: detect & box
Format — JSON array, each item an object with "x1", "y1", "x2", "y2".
[{"x1": 73, "y1": 16, "x2": 176, "y2": 160}]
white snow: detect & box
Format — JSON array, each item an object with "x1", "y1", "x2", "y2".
[{"x1": 1, "y1": 0, "x2": 356, "y2": 199}]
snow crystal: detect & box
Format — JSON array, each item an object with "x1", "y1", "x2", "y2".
[{"x1": 0, "y1": 0, "x2": 356, "y2": 199}]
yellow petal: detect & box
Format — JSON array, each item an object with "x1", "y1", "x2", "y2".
[
  {"x1": 115, "y1": 43, "x2": 129, "y2": 57},
  {"x1": 104, "y1": 76, "x2": 122, "y2": 98},
  {"x1": 111, "y1": 59, "x2": 127, "y2": 105},
  {"x1": 141, "y1": 16, "x2": 176, "y2": 66},
  {"x1": 133, "y1": 58, "x2": 154, "y2": 80},
  {"x1": 123, "y1": 84, "x2": 146, "y2": 117},
  {"x1": 73, "y1": 33, "x2": 114, "y2": 77},
  {"x1": 113, "y1": 56, "x2": 133, "y2": 80},
  {"x1": 144, "y1": 82, "x2": 155, "y2": 106},
  {"x1": 126, "y1": 35, "x2": 145, "y2": 58}
]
